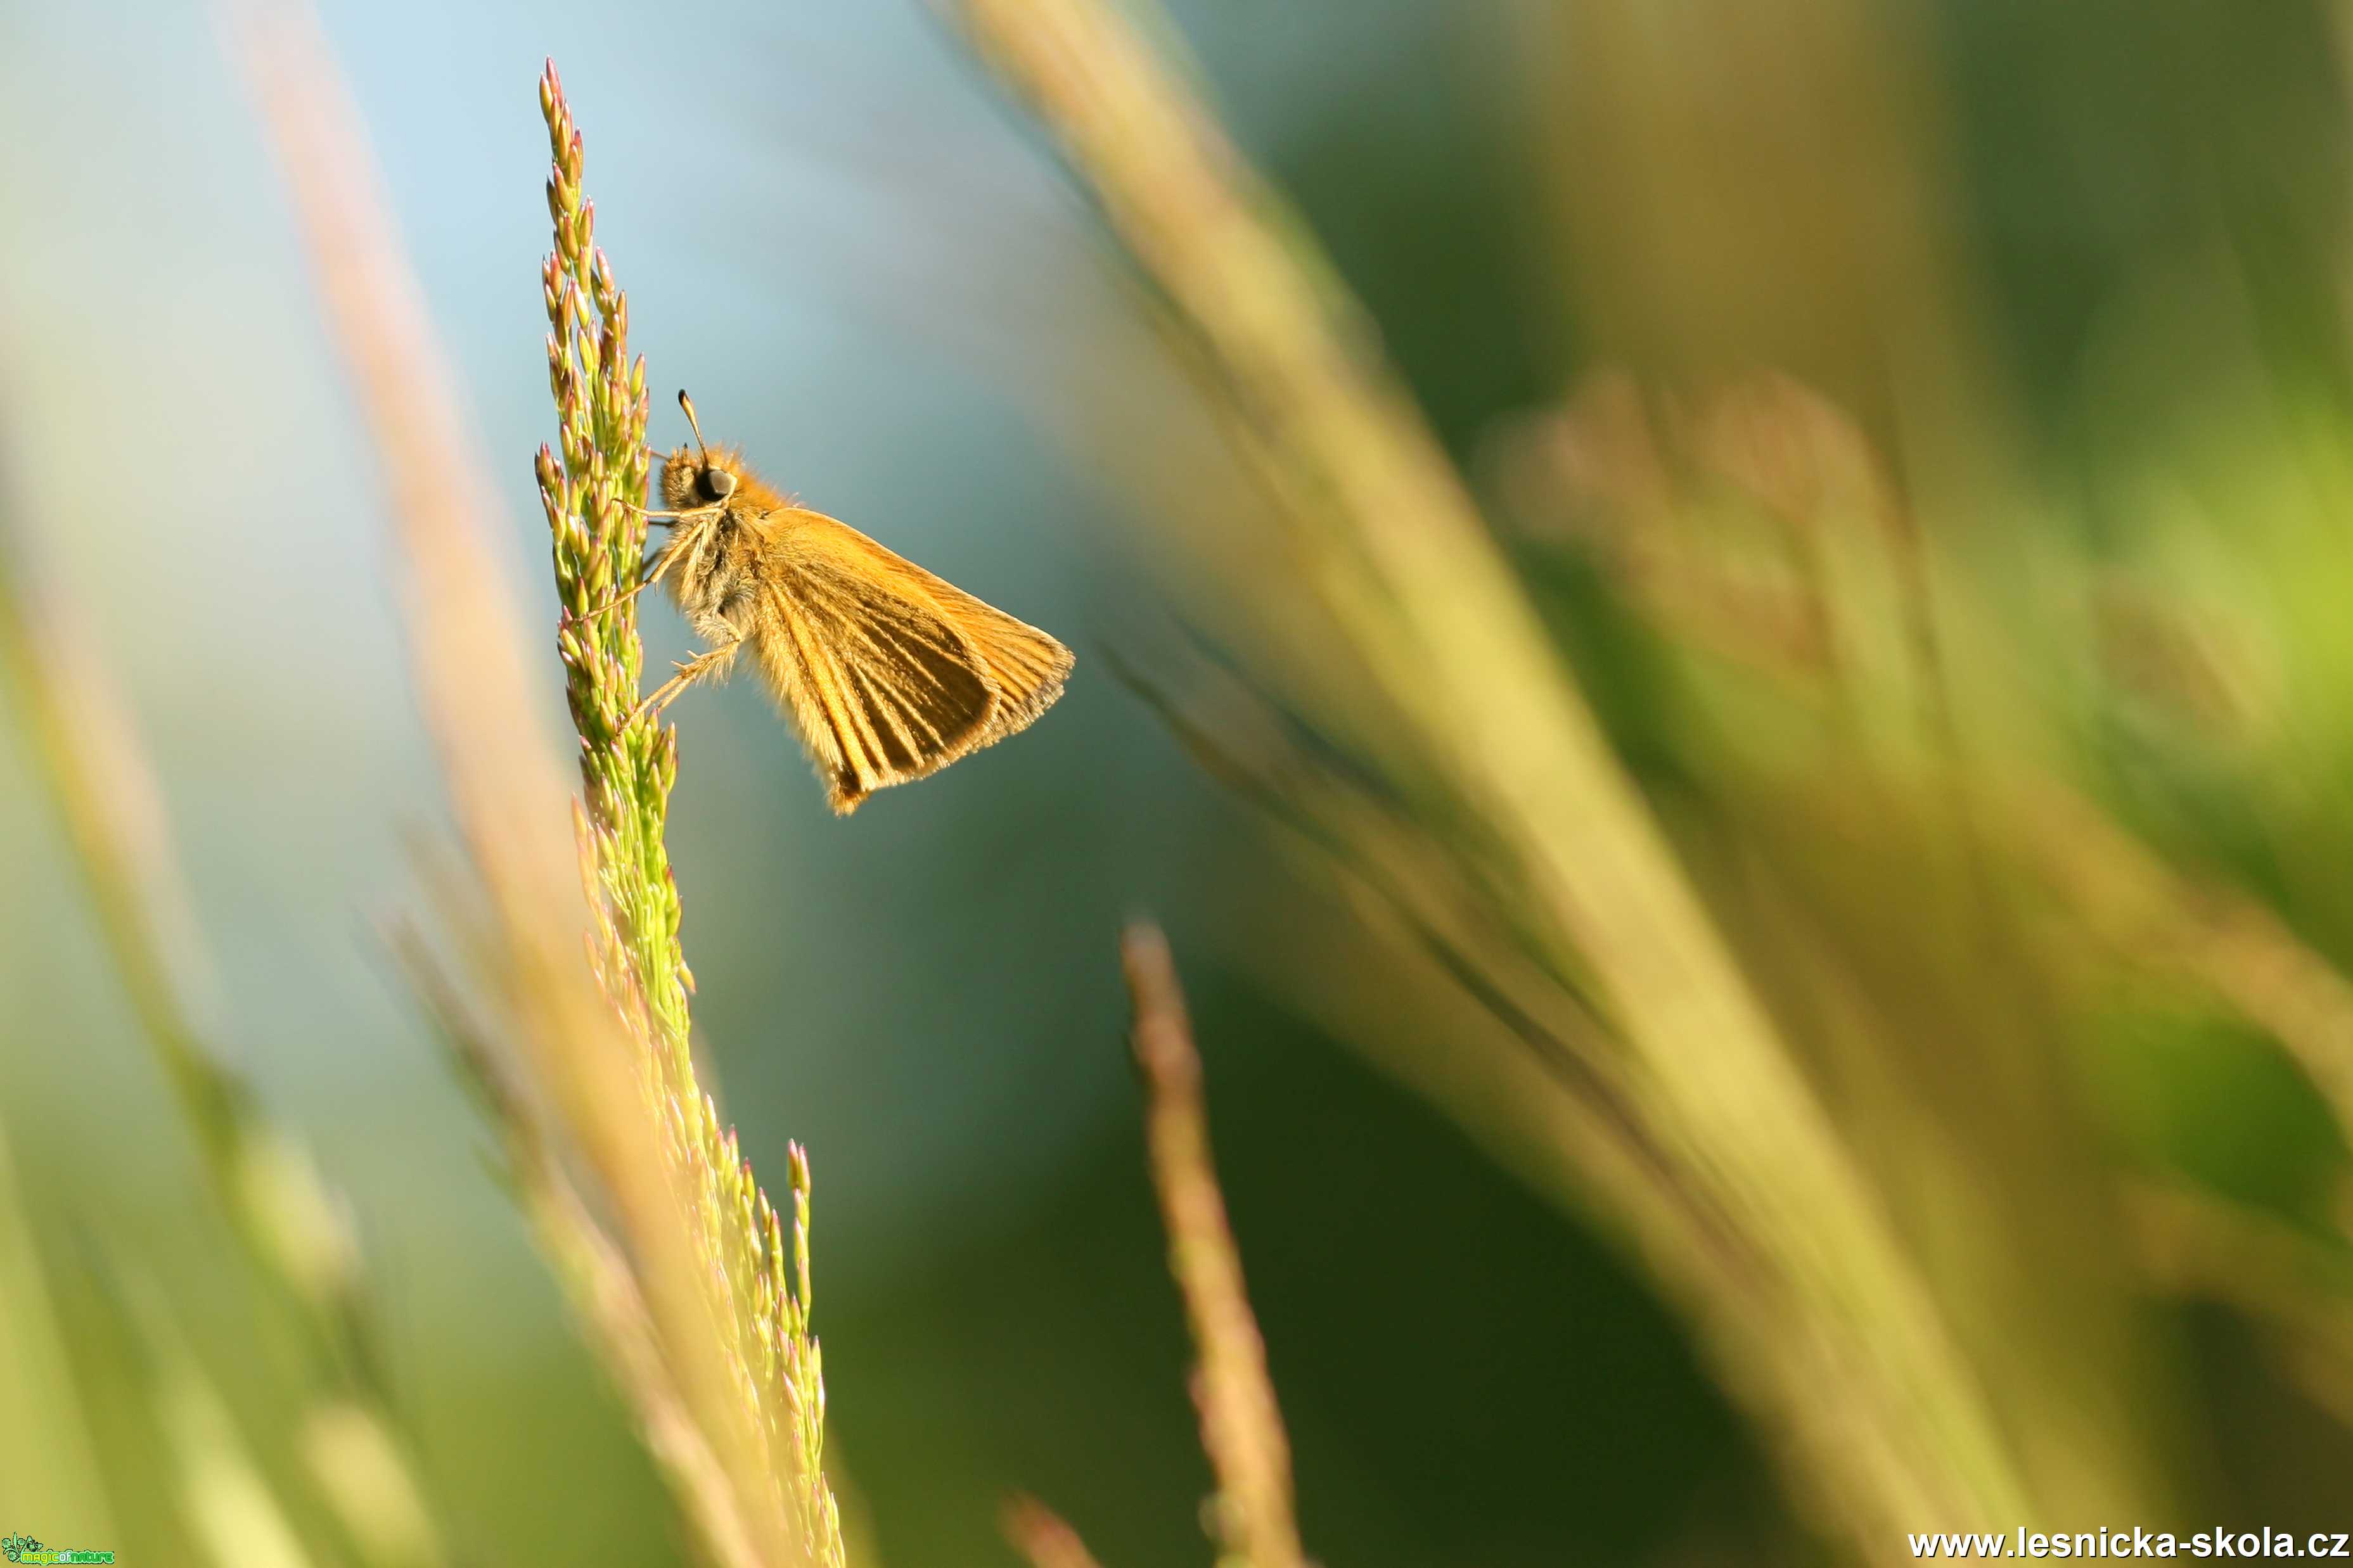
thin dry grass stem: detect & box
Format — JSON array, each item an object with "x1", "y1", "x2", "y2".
[
  {"x1": 1000, "y1": 1496, "x2": 1108, "y2": 1568},
  {"x1": 1120, "y1": 925, "x2": 1305, "y2": 1568},
  {"x1": 231, "y1": 12, "x2": 837, "y2": 1566},
  {"x1": 0, "y1": 414, "x2": 437, "y2": 1565},
  {"x1": 956, "y1": 0, "x2": 2032, "y2": 1540}
]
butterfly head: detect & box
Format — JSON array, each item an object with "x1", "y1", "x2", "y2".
[
  {"x1": 658, "y1": 444, "x2": 743, "y2": 511},
  {"x1": 658, "y1": 388, "x2": 748, "y2": 513}
]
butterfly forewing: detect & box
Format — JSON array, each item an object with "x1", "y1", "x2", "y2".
[
  {"x1": 749, "y1": 510, "x2": 1069, "y2": 813},
  {"x1": 915, "y1": 573, "x2": 1075, "y2": 739}
]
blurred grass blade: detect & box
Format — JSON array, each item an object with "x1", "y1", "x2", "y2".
[
  {"x1": 0, "y1": 1098, "x2": 114, "y2": 1541},
  {"x1": 2010, "y1": 775, "x2": 2353, "y2": 1142},
  {"x1": 2129, "y1": 1180, "x2": 2353, "y2": 1418},
  {"x1": 0, "y1": 424, "x2": 363, "y2": 1315},
  {"x1": 952, "y1": 0, "x2": 2039, "y2": 1540},
  {"x1": 299, "y1": 1403, "x2": 442, "y2": 1568},
  {"x1": 0, "y1": 402, "x2": 437, "y2": 1560},
  {"x1": 0, "y1": 416, "x2": 117, "y2": 1545},
  {"x1": 119, "y1": 1270, "x2": 322, "y2": 1568}
]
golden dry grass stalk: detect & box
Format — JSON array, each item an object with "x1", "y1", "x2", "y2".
[{"x1": 1122, "y1": 924, "x2": 1306, "y2": 1568}]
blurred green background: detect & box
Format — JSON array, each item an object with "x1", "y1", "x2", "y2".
[{"x1": 7, "y1": 0, "x2": 2353, "y2": 1562}]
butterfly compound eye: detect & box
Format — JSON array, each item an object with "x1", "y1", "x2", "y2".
[{"x1": 702, "y1": 468, "x2": 736, "y2": 502}]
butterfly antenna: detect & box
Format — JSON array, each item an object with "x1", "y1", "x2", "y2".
[{"x1": 677, "y1": 389, "x2": 713, "y2": 465}]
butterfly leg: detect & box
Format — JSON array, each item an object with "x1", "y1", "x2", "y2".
[
  {"x1": 569, "y1": 573, "x2": 657, "y2": 627},
  {"x1": 621, "y1": 499, "x2": 721, "y2": 523},
  {"x1": 571, "y1": 537, "x2": 684, "y2": 625},
  {"x1": 627, "y1": 638, "x2": 742, "y2": 729}
]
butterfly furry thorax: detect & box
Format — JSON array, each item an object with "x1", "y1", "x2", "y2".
[
  {"x1": 655, "y1": 443, "x2": 785, "y2": 628},
  {"x1": 648, "y1": 440, "x2": 1073, "y2": 816}
]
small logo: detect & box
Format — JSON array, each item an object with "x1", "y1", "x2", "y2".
[{"x1": 2, "y1": 1536, "x2": 113, "y2": 1564}]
